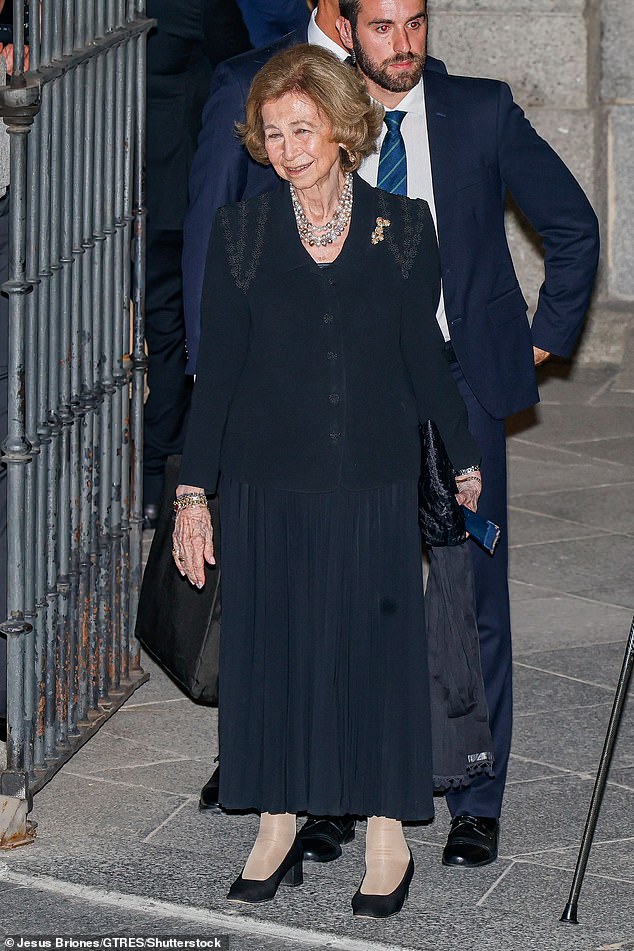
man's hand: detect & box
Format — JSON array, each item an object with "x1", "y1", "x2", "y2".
[{"x1": 533, "y1": 346, "x2": 551, "y2": 366}]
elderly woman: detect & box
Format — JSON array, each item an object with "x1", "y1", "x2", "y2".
[{"x1": 173, "y1": 45, "x2": 481, "y2": 918}]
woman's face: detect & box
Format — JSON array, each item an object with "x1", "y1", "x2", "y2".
[{"x1": 261, "y1": 92, "x2": 342, "y2": 191}]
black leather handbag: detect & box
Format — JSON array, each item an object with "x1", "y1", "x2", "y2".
[
  {"x1": 135, "y1": 455, "x2": 221, "y2": 704},
  {"x1": 418, "y1": 419, "x2": 467, "y2": 547}
]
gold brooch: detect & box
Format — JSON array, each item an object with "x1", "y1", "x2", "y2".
[{"x1": 371, "y1": 216, "x2": 391, "y2": 245}]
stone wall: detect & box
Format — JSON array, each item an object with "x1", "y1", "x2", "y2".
[{"x1": 427, "y1": 0, "x2": 634, "y2": 365}]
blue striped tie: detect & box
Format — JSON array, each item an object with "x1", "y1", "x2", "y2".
[{"x1": 377, "y1": 110, "x2": 407, "y2": 196}]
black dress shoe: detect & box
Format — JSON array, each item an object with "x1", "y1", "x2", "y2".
[
  {"x1": 352, "y1": 851, "x2": 414, "y2": 919},
  {"x1": 227, "y1": 836, "x2": 304, "y2": 903},
  {"x1": 442, "y1": 815, "x2": 499, "y2": 867},
  {"x1": 298, "y1": 815, "x2": 355, "y2": 863},
  {"x1": 199, "y1": 762, "x2": 222, "y2": 813}
]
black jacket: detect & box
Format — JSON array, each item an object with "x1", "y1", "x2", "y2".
[
  {"x1": 180, "y1": 175, "x2": 479, "y2": 493},
  {"x1": 145, "y1": 0, "x2": 251, "y2": 230}
]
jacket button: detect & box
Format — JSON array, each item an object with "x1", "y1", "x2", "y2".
[
  {"x1": 323, "y1": 313, "x2": 334, "y2": 323},
  {"x1": 327, "y1": 351, "x2": 338, "y2": 361},
  {"x1": 329, "y1": 393, "x2": 340, "y2": 404},
  {"x1": 329, "y1": 430, "x2": 341, "y2": 442}
]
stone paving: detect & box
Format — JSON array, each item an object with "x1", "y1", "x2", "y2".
[{"x1": 1, "y1": 364, "x2": 634, "y2": 951}]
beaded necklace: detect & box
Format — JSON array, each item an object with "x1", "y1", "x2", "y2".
[{"x1": 290, "y1": 172, "x2": 353, "y2": 248}]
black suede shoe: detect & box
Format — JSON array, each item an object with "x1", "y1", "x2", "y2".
[
  {"x1": 227, "y1": 836, "x2": 304, "y2": 904},
  {"x1": 352, "y1": 851, "x2": 414, "y2": 919},
  {"x1": 442, "y1": 815, "x2": 499, "y2": 867},
  {"x1": 199, "y1": 762, "x2": 222, "y2": 813},
  {"x1": 298, "y1": 815, "x2": 355, "y2": 863}
]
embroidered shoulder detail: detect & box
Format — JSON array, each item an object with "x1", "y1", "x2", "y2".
[
  {"x1": 377, "y1": 192, "x2": 427, "y2": 280},
  {"x1": 219, "y1": 193, "x2": 271, "y2": 293}
]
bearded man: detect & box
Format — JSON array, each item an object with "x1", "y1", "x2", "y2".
[{"x1": 336, "y1": 0, "x2": 598, "y2": 867}]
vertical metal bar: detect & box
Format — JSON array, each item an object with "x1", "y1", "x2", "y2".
[
  {"x1": 110, "y1": 38, "x2": 128, "y2": 690},
  {"x1": 120, "y1": 33, "x2": 136, "y2": 683},
  {"x1": 0, "y1": 74, "x2": 40, "y2": 779},
  {"x1": 54, "y1": 9, "x2": 77, "y2": 747},
  {"x1": 21, "y1": 0, "x2": 44, "y2": 770},
  {"x1": 12, "y1": 0, "x2": 25, "y2": 78},
  {"x1": 100, "y1": 41, "x2": 116, "y2": 694},
  {"x1": 129, "y1": 22, "x2": 148, "y2": 668},
  {"x1": 84, "y1": 0, "x2": 100, "y2": 715},
  {"x1": 25, "y1": 2, "x2": 44, "y2": 767},
  {"x1": 45, "y1": 5, "x2": 63, "y2": 753},
  {"x1": 68, "y1": 9, "x2": 86, "y2": 737},
  {"x1": 92, "y1": 2, "x2": 110, "y2": 703}
]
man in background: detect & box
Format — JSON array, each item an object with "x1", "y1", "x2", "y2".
[
  {"x1": 142, "y1": 0, "x2": 252, "y2": 526},
  {"x1": 335, "y1": 0, "x2": 599, "y2": 866},
  {"x1": 235, "y1": 0, "x2": 310, "y2": 47}
]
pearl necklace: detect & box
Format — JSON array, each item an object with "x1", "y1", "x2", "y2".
[{"x1": 290, "y1": 172, "x2": 353, "y2": 247}]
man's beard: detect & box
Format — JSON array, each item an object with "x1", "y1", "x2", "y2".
[{"x1": 352, "y1": 30, "x2": 426, "y2": 93}]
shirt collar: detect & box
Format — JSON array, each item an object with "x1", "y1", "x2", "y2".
[
  {"x1": 307, "y1": 7, "x2": 348, "y2": 60},
  {"x1": 388, "y1": 77, "x2": 425, "y2": 116}
]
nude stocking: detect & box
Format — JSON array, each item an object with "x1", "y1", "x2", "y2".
[
  {"x1": 361, "y1": 816, "x2": 410, "y2": 895},
  {"x1": 242, "y1": 812, "x2": 297, "y2": 881}
]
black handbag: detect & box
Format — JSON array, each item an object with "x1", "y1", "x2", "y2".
[
  {"x1": 135, "y1": 455, "x2": 221, "y2": 704},
  {"x1": 417, "y1": 422, "x2": 494, "y2": 787},
  {"x1": 418, "y1": 419, "x2": 467, "y2": 546}
]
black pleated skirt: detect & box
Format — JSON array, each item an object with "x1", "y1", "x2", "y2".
[{"x1": 217, "y1": 476, "x2": 435, "y2": 821}]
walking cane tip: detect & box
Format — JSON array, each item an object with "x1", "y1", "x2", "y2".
[{"x1": 560, "y1": 901, "x2": 579, "y2": 924}]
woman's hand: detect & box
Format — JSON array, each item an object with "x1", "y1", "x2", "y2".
[
  {"x1": 172, "y1": 485, "x2": 215, "y2": 588},
  {"x1": 455, "y1": 471, "x2": 482, "y2": 513}
]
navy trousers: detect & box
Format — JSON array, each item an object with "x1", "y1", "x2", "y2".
[{"x1": 444, "y1": 359, "x2": 513, "y2": 819}]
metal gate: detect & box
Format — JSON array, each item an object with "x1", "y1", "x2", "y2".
[{"x1": 0, "y1": 0, "x2": 153, "y2": 847}]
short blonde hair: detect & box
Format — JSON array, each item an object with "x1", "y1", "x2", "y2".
[{"x1": 238, "y1": 44, "x2": 384, "y2": 173}]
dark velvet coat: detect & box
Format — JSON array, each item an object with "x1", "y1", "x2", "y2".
[{"x1": 179, "y1": 176, "x2": 479, "y2": 494}]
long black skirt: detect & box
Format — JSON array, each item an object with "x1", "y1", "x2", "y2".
[{"x1": 217, "y1": 476, "x2": 435, "y2": 821}]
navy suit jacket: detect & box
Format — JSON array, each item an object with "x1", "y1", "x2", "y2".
[{"x1": 183, "y1": 43, "x2": 599, "y2": 418}]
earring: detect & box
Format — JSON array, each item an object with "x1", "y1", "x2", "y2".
[
  {"x1": 340, "y1": 145, "x2": 354, "y2": 165},
  {"x1": 345, "y1": 49, "x2": 356, "y2": 67}
]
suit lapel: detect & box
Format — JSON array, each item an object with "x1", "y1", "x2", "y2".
[{"x1": 423, "y1": 69, "x2": 455, "y2": 246}]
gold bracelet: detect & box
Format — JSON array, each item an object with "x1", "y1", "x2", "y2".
[{"x1": 173, "y1": 493, "x2": 208, "y2": 513}]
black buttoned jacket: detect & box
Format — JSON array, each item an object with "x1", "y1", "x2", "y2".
[{"x1": 180, "y1": 175, "x2": 479, "y2": 493}]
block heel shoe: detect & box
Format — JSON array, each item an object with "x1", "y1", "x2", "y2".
[
  {"x1": 351, "y1": 851, "x2": 414, "y2": 919},
  {"x1": 227, "y1": 836, "x2": 304, "y2": 904}
]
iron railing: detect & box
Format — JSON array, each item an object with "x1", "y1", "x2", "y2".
[{"x1": 0, "y1": 0, "x2": 153, "y2": 847}]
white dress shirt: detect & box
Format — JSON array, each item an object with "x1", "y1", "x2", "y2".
[
  {"x1": 306, "y1": 8, "x2": 348, "y2": 60},
  {"x1": 359, "y1": 80, "x2": 450, "y2": 341}
]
